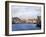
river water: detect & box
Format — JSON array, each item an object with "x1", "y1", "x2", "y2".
[{"x1": 12, "y1": 24, "x2": 40, "y2": 31}]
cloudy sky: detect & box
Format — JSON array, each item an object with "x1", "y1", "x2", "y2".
[{"x1": 11, "y1": 5, "x2": 41, "y2": 19}]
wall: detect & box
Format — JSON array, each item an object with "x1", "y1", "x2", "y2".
[{"x1": 0, "y1": 0, "x2": 46, "y2": 37}]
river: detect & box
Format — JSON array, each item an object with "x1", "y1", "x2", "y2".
[{"x1": 12, "y1": 24, "x2": 40, "y2": 31}]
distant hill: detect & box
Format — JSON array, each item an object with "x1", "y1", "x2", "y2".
[{"x1": 12, "y1": 17, "x2": 41, "y2": 24}]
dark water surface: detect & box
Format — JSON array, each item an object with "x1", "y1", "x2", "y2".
[{"x1": 12, "y1": 24, "x2": 40, "y2": 31}]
